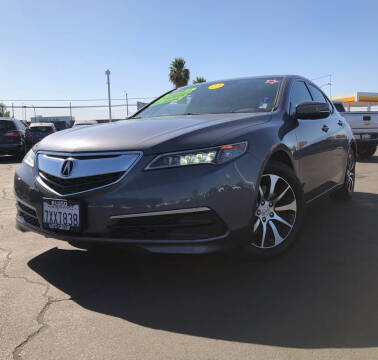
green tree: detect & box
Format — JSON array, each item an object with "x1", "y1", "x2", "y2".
[
  {"x1": 169, "y1": 58, "x2": 190, "y2": 88},
  {"x1": 193, "y1": 76, "x2": 206, "y2": 84},
  {"x1": 0, "y1": 103, "x2": 10, "y2": 117}
]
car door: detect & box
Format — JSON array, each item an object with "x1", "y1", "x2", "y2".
[
  {"x1": 290, "y1": 81, "x2": 340, "y2": 200},
  {"x1": 307, "y1": 84, "x2": 348, "y2": 187}
]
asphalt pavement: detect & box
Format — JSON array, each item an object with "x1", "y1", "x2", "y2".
[{"x1": 1, "y1": 153, "x2": 378, "y2": 360}]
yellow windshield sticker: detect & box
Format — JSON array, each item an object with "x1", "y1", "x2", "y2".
[
  {"x1": 151, "y1": 87, "x2": 197, "y2": 106},
  {"x1": 208, "y1": 83, "x2": 224, "y2": 90}
]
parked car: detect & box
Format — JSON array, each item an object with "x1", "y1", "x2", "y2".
[
  {"x1": 14, "y1": 75, "x2": 356, "y2": 259},
  {"x1": 26, "y1": 122, "x2": 57, "y2": 148},
  {"x1": 73, "y1": 120, "x2": 98, "y2": 127},
  {"x1": 0, "y1": 117, "x2": 28, "y2": 157},
  {"x1": 333, "y1": 101, "x2": 378, "y2": 159}
]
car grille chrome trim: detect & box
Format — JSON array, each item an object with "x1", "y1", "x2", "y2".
[
  {"x1": 35, "y1": 151, "x2": 143, "y2": 197},
  {"x1": 110, "y1": 207, "x2": 212, "y2": 219}
]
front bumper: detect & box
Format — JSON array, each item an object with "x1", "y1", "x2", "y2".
[{"x1": 14, "y1": 152, "x2": 261, "y2": 253}]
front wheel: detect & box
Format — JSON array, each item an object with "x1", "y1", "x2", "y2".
[
  {"x1": 239, "y1": 161, "x2": 305, "y2": 259},
  {"x1": 331, "y1": 150, "x2": 355, "y2": 201}
]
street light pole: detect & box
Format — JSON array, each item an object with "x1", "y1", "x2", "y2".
[
  {"x1": 105, "y1": 69, "x2": 112, "y2": 122},
  {"x1": 125, "y1": 91, "x2": 129, "y2": 117}
]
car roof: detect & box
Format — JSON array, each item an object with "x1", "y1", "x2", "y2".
[
  {"x1": 30, "y1": 122, "x2": 55, "y2": 127},
  {"x1": 74, "y1": 121, "x2": 97, "y2": 124}
]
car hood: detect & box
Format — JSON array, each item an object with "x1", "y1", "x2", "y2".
[{"x1": 36, "y1": 113, "x2": 270, "y2": 154}]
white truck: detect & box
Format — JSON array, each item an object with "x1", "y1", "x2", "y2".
[{"x1": 333, "y1": 101, "x2": 378, "y2": 159}]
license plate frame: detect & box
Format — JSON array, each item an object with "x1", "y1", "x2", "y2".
[{"x1": 42, "y1": 198, "x2": 82, "y2": 232}]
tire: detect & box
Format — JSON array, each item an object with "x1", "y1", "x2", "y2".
[
  {"x1": 331, "y1": 150, "x2": 355, "y2": 201},
  {"x1": 357, "y1": 144, "x2": 377, "y2": 159},
  {"x1": 238, "y1": 160, "x2": 305, "y2": 259}
]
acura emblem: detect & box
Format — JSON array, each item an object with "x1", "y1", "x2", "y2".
[{"x1": 61, "y1": 159, "x2": 74, "y2": 177}]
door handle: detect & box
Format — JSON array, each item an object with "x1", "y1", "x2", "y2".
[
  {"x1": 338, "y1": 120, "x2": 343, "y2": 126},
  {"x1": 322, "y1": 125, "x2": 329, "y2": 132}
]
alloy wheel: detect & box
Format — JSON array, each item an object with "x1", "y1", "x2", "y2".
[
  {"x1": 346, "y1": 152, "x2": 355, "y2": 194},
  {"x1": 252, "y1": 174, "x2": 297, "y2": 249}
]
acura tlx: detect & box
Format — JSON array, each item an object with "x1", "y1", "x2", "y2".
[{"x1": 14, "y1": 75, "x2": 356, "y2": 258}]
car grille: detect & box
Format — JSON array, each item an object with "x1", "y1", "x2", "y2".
[
  {"x1": 17, "y1": 201, "x2": 40, "y2": 227},
  {"x1": 36, "y1": 151, "x2": 142, "y2": 196},
  {"x1": 102, "y1": 210, "x2": 227, "y2": 240},
  {"x1": 39, "y1": 170, "x2": 124, "y2": 195}
]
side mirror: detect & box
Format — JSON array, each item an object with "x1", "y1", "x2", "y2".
[{"x1": 295, "y1": 102, "x2": 331, "y2": 120}]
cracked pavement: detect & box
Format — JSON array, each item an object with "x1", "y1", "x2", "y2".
[{"x1": 1, "y1": 153, "x2": 378, "y2": 360}]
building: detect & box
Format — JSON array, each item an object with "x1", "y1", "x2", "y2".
[{"x1": 333, "y1": 92, "x2": 378, "y2": 111}]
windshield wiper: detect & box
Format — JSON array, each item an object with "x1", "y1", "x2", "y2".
[{"x1": 182, "y1": 112, "x2": 201, "y2": 115}]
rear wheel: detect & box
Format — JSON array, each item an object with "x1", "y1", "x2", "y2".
[
  {"x1": 357, "y1": 144, "x2": 377, "y2": 159},
  {"x1": 240, "y1": 161, "x2": 305, "y2": 259}
]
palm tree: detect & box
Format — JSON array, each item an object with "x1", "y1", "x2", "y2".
[
  {"x1": 193, "y1": 76, "x2": 206, "y2": 84},
  {"x1": 169, "y1": 58, "x2": 190, "y2": 88},
  {"x1": 0, "y1": 103, "x2": 10, "y2": 117}
]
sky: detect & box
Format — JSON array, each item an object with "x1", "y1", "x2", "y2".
[{"x1": 1, "y1": 0, "x2": 378, "y2": 120}]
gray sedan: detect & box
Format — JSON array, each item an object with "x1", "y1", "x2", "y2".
[{"x1": 14, "y1": 75, "x2": 356, "y2": 258}]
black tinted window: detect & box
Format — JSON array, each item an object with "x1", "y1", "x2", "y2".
[
  {"x1": 290, "y1": 81, "x2": 312, "y2": 114},
  {"x1": 309, "y1": 85, "x2": 327, "y2": 103},
  {"x1": 54, "y1": 122, "x2": 67, "y2": 130},
  {"x1": 0, "y1": 121, "x2": 16, "y2": 133},
  {"x1": 30, "y1": 126, "x2": 54, "y2": 133},
  {"x1": 334, "y1": 102, "x2": 345, "y2": 112}
]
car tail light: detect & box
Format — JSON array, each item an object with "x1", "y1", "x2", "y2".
[{"x1": 5, "y1": 130, "x2": 22, "y2": 137}]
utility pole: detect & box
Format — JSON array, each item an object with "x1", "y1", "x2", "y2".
[
  {"x1": 11, "y1": 103, "x2": 14, "y2": 118},
  {"x1": 69, "y1": 102, "x2": 72, "y2": 120},
  {"x1": 105, "y1": 69, "x2": 112, "y2": 122},
  {"x1": 125, "y1": 91, "x2": 129, "y2": 117}
]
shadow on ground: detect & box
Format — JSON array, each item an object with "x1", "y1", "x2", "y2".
[{"x1": 28, "y1": 192, "x2": 378, "y2": 349}]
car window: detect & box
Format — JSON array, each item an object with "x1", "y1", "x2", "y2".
[
  {"x1": 308, "y1": 84, "x2": 327, "y2": 103},
  {"x1": 308, "y1": 84, "x2": 333, "y2": 112},
  {"x1": 136, "y1": 77, "x2": 283, "y2": 118},
  {"x1": 334, "y1": 102, "x2": 345, "y2": 112},
  {"x1": 0, "y1": 120, "x2": 16, "y2": 133},
  {"x1": 15, "y1": 120, "x2": 26, "y2": 131},
  {"x1": 289, "y1": 81, "x2": 313, "y2": 115}
]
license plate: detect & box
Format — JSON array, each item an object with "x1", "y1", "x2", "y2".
[{"x1": 43, "y1": 198, "x2": 81, "y2": 231}]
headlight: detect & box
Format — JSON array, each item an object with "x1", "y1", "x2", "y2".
[
  {"x1": 23, "y1": 149, "x2": 36, "y2": 168},
  {"x1": 146, "y1": 142, "x2": 247, "y2": 170}
]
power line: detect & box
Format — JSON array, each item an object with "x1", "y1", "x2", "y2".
[
  {"x1": 311, "y1": 74, "x2": 332, "y2": 81},
  {"x1": 8, "y1": 104, "x2": 136, "y2": 109},
  {"x1": 0, "y1": 97, "x2": 156, "y2": 102}
]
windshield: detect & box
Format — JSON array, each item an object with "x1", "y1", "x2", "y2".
[{"x1": 136, "y1": 77, "x2": 282, "y2": 118}]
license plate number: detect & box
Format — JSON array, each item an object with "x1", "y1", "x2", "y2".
[{"x1": 43, "y1": 199, "x2": 80, "y2": 231}]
